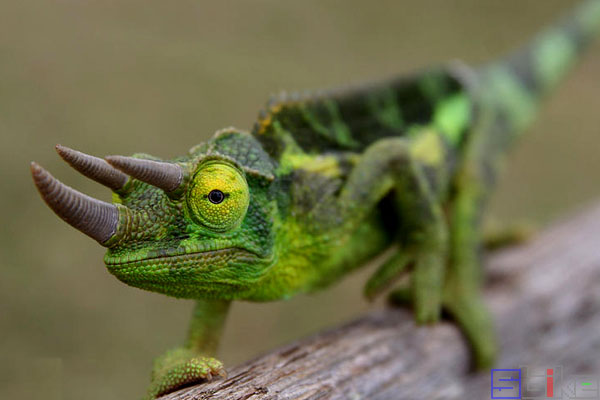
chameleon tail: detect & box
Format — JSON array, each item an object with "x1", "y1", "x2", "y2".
[{"x1": 476, "y1": 0, "x2": 600, "y2": 144}]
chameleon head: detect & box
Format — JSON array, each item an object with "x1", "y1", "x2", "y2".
[{"x1": 31, "y1": 129, "x2": 278, "y2": 299}]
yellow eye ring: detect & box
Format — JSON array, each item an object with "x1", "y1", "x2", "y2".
[{"x1": 186, "y1": 162, "x2": 249, "y2": 231}]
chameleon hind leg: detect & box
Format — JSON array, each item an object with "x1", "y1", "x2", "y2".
[
  {"x1": 147, "y1": 299, "x2": 230, "y2": 399},
  {"x1": 340, "y1": 137, "x2": 448, "y2": 324},
  {"x1": 443, "y1": 171, "x2": 497, "y2": 368}
]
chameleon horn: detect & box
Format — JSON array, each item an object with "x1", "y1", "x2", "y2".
[
  {"x1": 55, "y1": 145, "x2": 129, "y2": 191},
  {"x1": 30, "y1": 162, "x2": 121, "y2": 245},
  {"x1": 105, "y1": 155, "x2": 183, "y2": 192}
]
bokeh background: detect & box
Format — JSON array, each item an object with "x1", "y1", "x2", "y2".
[{"x1": 1, "y1": 0, "x2": 599, "y2": 399}]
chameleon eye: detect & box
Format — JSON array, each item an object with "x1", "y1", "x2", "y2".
[
  {"x1": 208, "y1": 189, "x2": 225, "y2": 204},
  {"x1": 187, "y1": 162, "x2": 249, "y2": 231}
]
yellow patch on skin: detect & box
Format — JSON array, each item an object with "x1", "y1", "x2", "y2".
[
  {"x1": 187, "y1": 162, "x2": 249, "y2": 231},
  {"x1": 112, "y1": 192, "x2": 122, "y2": 204},
  {"x1": 291, "y1": 154, "x2": 343, "y2": 178},
  {"x1": 269, "y1": 104, "x2": 283, "y2": 114},
  {"x1": 256, "y1": 104, "x2": 283, "y2": 135},
  {"x1": 274, "y1": 121, "x2": 356, "y2": 178},
  {"x1": 411, "y1": 130, "x2": 444, "y2": 166},
  {"x1": 256, "y1": 115, "x2": 272, "y2": 135}
]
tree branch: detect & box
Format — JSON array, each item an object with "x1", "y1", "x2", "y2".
[{"x1": 160, "y1": 204, "x2": 600, "y2": 399}]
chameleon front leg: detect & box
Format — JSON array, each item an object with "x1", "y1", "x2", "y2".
[
  {"x1": 340, "y1": 137, "x2": 448, "y2": 323},
  {"x1": 147, "y1": 299, "x2": 230, "y2": 399}
]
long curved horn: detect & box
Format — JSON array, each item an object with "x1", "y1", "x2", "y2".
[
  {"x1": 55, "y1": 145, "x2": 129, "y2": 191},
  {"x1": 31, "y1": 162, "x2": 120, "y2": 245},
  {"x1": 105, "y1": 156, "x2": 183, "y2": 192}
]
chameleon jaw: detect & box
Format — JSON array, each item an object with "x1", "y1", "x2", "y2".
[{"x1": 104, "y1": 247, "x2": 264, "y2": 299}]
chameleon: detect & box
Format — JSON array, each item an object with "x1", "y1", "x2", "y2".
[{"x1": 31, "y1": 1, "x2": 600, "y2": 398}]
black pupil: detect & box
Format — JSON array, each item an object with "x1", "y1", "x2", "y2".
[{"x1": 208, "y1": 190, "x2": 225, "y2": 204}]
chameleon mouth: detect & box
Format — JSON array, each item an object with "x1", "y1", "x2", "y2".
[{"x1": 104, "y1": 247, "x2": 260, "y2": 271}]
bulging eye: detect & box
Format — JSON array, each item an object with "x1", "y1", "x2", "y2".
[{"x1": 187, "y1": 162, "x2": 249, "y2": 231}]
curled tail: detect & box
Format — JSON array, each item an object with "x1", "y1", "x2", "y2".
[{"x1": 477, "y1": 0, "x2": 600, "y2": 142}]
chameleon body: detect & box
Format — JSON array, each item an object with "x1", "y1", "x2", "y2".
[{"x1": 31, "y1": 2, "x2": 600, "y2": 398}]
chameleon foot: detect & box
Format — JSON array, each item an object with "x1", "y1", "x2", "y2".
[
  {"x1": 483, "y1": 219, "x2": 536, "y2": 251},
  {"x1": 387, "y1": 285, "x2": 441, "y2": 324},
  {"x1": 147, "y1": 348, "x2": 226, "y2": 399},
  {"x1": 443, "y1": 289, "x2": 497, "y2": 369},
  {"x1": 389, "y1": 282, "x2": 497, "y2": 367}
]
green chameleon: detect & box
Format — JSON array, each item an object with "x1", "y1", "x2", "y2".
[{"x1": 31, "y1": 1, "x2": 600, "y2": 398}]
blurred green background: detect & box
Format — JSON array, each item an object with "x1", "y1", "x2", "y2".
[{"x1": 1, "y1": 0, "x2": 599, "y2": 399}]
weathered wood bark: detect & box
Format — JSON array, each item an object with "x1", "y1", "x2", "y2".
[{"x1": 161, "y1": 204, "x2": 600, "y2": 400}]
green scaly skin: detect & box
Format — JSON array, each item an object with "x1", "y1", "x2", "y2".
[{"x1": 33, "y1": 2, "x2": 600, "y2": 398}]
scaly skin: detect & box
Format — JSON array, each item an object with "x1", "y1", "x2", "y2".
[{"x1": 31, "y1": 1, "x2": 600, "y2": 398}]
